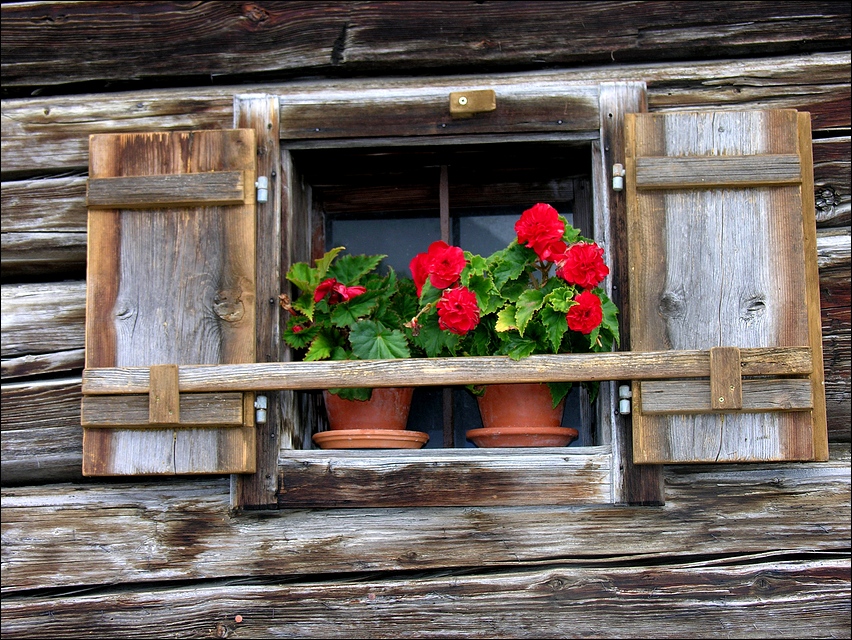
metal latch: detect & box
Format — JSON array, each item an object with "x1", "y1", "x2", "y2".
[
  {"x1": 618, "y1": 385, "x2": 632, "y2": 415},
  {"x1": 254, "y1": 395, "x2": 268, "y2": 424},
  {"x1": 612, "y1": 164, "x2": 626, "y2": 191},
  {"x1": 449, "y1": 89, "x2": 496, "y2": 118},
  {"x1": 255, "y1": 176, "x2": 269, "y2": 203}
]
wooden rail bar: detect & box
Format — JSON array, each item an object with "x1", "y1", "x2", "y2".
[{"x1": 81, "y1": 347, "x2": 813, "y2": 395}]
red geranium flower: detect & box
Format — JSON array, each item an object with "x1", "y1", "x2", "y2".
[
  {"x1": 410, "y1": 240, "x2": 466, "y2": 296},
  {"x1": 515, "y1": 203, "x2": 566, "y2": 262},
  {"x1": 314, "y1": 278, "x2": 366, "y2": 304},
  {"x1": 566, "y1": 290, "x2": 603, "y2": 334},
  {"x1": 436, "y1": 286, "x2": 480, "y2": 335},
  {"x1": 556, "y1": 242, "x2": 610, "y2": 290}
]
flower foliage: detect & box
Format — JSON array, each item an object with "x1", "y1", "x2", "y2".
[
  {"x1": 280, "y1": 247, "x2": 419, "y2": 400},
  {"x1": 407, "y1": 203, "x2": 620, "y2": 406}
]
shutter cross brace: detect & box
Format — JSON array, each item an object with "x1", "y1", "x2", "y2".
[
  {"x1": 149, "y1": 364, "x2": 181, "y2": 425},
  {"x1": 710, "y1": 346, "x2": 744, "y2": 410}
]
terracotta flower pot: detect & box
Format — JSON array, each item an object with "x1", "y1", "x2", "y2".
[
  {"x1": 467, "y1": 382, "x2": 578, "y2": 447},
  {"x1": 322, "y1": 387, "x2": 414, "y2": 431}
]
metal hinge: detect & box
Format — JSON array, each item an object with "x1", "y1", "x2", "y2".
[
  {"x1": 612, "y1": 164, "x2": 626, "y2": 191},
  {"x1": 618, "y1": 384, "x2": 632, "y2": 415},
  {"x1": 255, "y1": 176, "x2": 269, "y2": 203},
  {"x1": 254, "y1": 395, "x2": 268, "y2": 424}
]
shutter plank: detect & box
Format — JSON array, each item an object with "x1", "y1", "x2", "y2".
[
  {"x1": 87, "y1": 171, "x2": 248, "y2": 208},
  {"x1": 635, "y1": 154, "x2": 801, "y2": 189},
  {"x1": 626, "y1": 110, "x2": 827, "y2": 463},
  {"x1": 83, "y1": 130, "x2": 257, "y2": 476},
  {"x1": 640, "y1": 379, "x2": 813, "y2": 414},
  {"x1": 81, "y1": 392, "x2": 245, "y2": 427}
]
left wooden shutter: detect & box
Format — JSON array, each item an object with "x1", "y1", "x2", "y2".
[{"x1": 81, "y1": 130, "x2": 257, "y2": 475}]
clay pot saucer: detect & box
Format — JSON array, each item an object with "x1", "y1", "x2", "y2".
[
  {"x1": 465, "y1": 426, "x2": 579, "y2": 448},
  {"x1": 313, "y1": 429, "x2": 429, "y2": 449}
]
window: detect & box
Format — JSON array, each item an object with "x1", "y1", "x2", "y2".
[{"x1": 81, "y1": 81, "x2": 826, "y2": 514}]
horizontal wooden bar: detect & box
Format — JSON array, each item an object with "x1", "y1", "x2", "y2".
[
  {"x1": 86, "y1": 171, "x2": 246, "y2": 209},
  {"x1": 278, "y1": 447, "x2": 613, "y2": 508},
  {"x1": 640, "y1": 379, "x2": 813, "y2": 415},
  {"x1": 635, "y1": 154, "x2": 801, "y2": 189},
  {"x1": 81, "y1": 347, "x2": 813, "y2": 395},
  {"x1": 81, "y1": 392, "x2": 245, "y2": 427}
]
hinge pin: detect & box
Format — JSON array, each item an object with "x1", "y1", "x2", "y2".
[
  {"x1": 255, "y1": 176, "x2": 269, "y2": 203},
  {"x1": 612, "y1": 163, "x2": 626, "y2": 191},
  {"x1": 618, "y1": 384, "x2": 632, "y2": 415},
  {"x1": 254, "y1": 395, "x2": 268, "y2": 424}
]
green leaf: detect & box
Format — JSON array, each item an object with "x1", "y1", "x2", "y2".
[
  {"x1": 514, "y1": 289, "x2": 545, "y2": 336},
  {"x1": 545, "y1": 287, "x2": 577, "y2": 313},
  {"x1": 330, "y1": 294, "x2": 380, "y2": 327},
  {"x1": 466, "y1": 273, "x2": 501, "y2": 314},
  {"x1": 414, "y1": 313, "x2": 459, "y2": 357},
  {"x1": 495, "y1": 306, "x2": 517, "y2": 332},
  {"x1": 560, "y1": 218, "x2": 582, "y2": 245},
  {"x1": 328, "y1": 253, "x2": 385, "y2": 285},
  {"x1": 291, "y1": 293, "x2": 316, "y2": 321},
  {"x1": 315, "y1": 246, "x2": 345, "y2": 280},
  {"x1": 599, "y1": 291, "x2": 621, "y2": 347},
  {"x1": 489, "y1": 243, "x2": 529, "y2": 289},
  {"x1": 349, "y1": 321, "x2": 411, "y2": 359},
  {"x1": 539, "y1": 304, "x2": 568, "y2": 352},
  {"x1": 286, "y1": 261, "x2": 318, "y2": 293},
  {"x1": 282, "y1": 323, "x2": 319, "y2": 349},
  {"x1": 304, "y1": 331, "x2": 341, "y2": 361},
  {"x1": 547, "y1": 381, "x2": 573, "y2": 408},
  {"x1": 328, "y1": 387, "x2": 372, "y2": 402},
  {"x1": 503, "y1": 332, "x2": 539, "y2": 360}
]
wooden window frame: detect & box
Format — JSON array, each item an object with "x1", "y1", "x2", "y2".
[{"x1": 229, "y1": 81, "x2": 664, "y2": 510}]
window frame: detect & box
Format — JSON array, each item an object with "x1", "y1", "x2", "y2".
[{"x1": 229, "y1": 80, "x2": 663, "y2": 510}]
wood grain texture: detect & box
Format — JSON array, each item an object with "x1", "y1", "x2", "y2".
[
  {"x1": 80, "y1": 347, "x2": 815, "y2": 394},
  {"x1": 83, "y1": 130, "x2": 257, "y2": 475},
  {"x1": 627, "y1": 110, "x2": 822, "y2": 463},
  {"x1": 1, "y1": 555, "x2": 848, "y2": 639},
  {"x1": 81, "y1": 392, "x2": 244, "y2": 428},
  {"x1": 0, "y1": 281, "x2": 86, "y2": 357},
  {"x1": 2, "y1": 53, "x2": 848, "y2": 175},
  {"x1": 1, "y1": 1, "x2": 847, "y2": 89},
  {"x1": 278, "y1": 448, "x2": 613, "y2": 507},
  {"x1": 2, "y1": 445, "x2": 848, "y2": 593},
  {"x1": 641, "y1": 379, "x2": 813, "y2": 415},
  {"x1": 86, "y1": 171, "x2": 248, "y2": 208}
]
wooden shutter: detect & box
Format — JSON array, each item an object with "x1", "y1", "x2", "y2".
[
  {"x1": 81, "y1": 130, "x2": 257, "y2": 475},
  {"x1": 626, "y1": 109, "x2": 827, "y2": 464}
]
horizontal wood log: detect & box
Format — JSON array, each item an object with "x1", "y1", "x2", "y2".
[
  {"x1": 2, "y1": 53, "x2": 848, "y2": 175},
  {"x1": 81, "y1": 347, "x2": 815, "y2": 394},
  {"x1": 640, "y1": 378, "x2": 813, "y2": 414},
  {"x1": 278, "y1": 448, "x2": 613, "y2": 508},
  {"x1": 2, "y1": 445, "x2": 848, "y2": 593},
  {"x1": 0, "y1": 377, "x2": 83, "y2": 486},
  {"x1": 86, "y1": 171, "x2": 248, "y2": 209},
  {"x1": 0, "y1": 281, "x2": 85, "y2": 357},
  {"x1": 0, "y1": 175, "x2": 87, "y2": 231},
  {"x1": 1, "y1": 1, "x2": 848, "y2": 90},
  {"x1": 1, "y1": 555, "x2": 848, "y2": 639},
  {"x1": 812, "y1": 136, "x2": 851, "y2": 226},
  {"x1": 1, "y1": 348, "x2": 84, "y2": 380},
  {"x1": 0, "y1": 231, "x2": 87, "y2": 278}
]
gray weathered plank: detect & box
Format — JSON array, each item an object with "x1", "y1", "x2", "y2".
[
  {"x1": 81, "y1": 347, "x2": 815, "y2": 394},
  {"x1": 0, "y1": 281, "x2": 86, "y2": 357},
  {"x1": 2, "y1": 53, "x2": 848, "y2": 174},
  {"x1": 1, "y1": 556, "x2": 848, "y2": 639},
  {"x1": 1, "y1": 445, "x2": 848, "y2": 592},
  {"x1": 86, "y1": 171, "x2": 248, "y2": 208}
]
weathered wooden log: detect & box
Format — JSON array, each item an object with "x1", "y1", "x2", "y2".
[
  {"x1": 0, "y1": 378, "x2": 83, "y2": 485},
  {"x1": 0, "y1": 348, "x2": 84, "y2": 380},
  {"x1": 1, "y1": 445, "x2": 848, "y2": 593},
  {"x1": 0, "y1": 555, "x2": 848, "y2": 639},
  {"x1": 0, "y1": 281, "x2": 85, "y2": 357},
  {"x1": 2, "y1": 53, "x2": 848, "y2": 174},
  {"x1": 1, "y1": 1, "x2": 848, "y2": 91}
]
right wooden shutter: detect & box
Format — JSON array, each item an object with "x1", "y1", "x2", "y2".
[{"x1": 625, "y1": 109, "x2": 828, "y2": 463}]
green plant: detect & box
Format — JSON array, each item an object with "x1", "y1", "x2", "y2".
[
  {"x1": 407, "y1": 203, "x2": 620, "y2": 406},
  {"x1": 279, "y1": 247, "x2": 419, "y2": 400}
]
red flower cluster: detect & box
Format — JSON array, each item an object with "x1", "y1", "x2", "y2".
[
  {"x1": 314, "y1": 278, "x2": 367, "y2": 304},
  {"x1": 514, "y1": 203, "x2": 566, "y2": 262},
  {"x1": 556, "y1": 242, "x2": 610, "y2": 289},
  {"x1": 566, "y1": 290, "x2": 603, "y2": 334},
  {"x1": 436, "y1": 286, "x2": 480, "y2": 335},
  {"x1": 410, "y1": 241, "x2": 466, "y2": 296}
]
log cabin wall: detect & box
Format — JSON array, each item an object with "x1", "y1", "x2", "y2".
[{"x1": 1, "y1": 2, "x2": 849, "y2": 637}]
